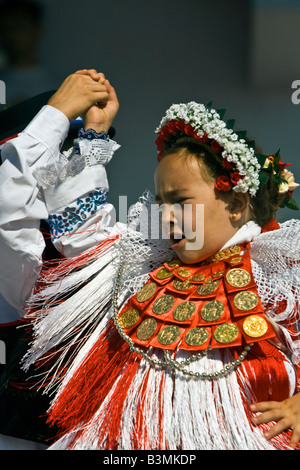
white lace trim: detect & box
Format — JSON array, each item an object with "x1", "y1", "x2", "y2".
[{"x1": 33, "y1": 138, "x2": 120, "y2": 189}]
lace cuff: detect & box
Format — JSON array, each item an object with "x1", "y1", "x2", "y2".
[{"x1": 33, "y1": 130, "x2": 120, "y2": 189}]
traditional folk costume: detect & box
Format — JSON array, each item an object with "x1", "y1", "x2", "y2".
[{"x1": 0, "y1": 102, "x2": 300, "y2": 450}]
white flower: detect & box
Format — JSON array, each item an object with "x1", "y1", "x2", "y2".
[
  {"x1": 280, "y1": 169, "x2": 300, "y2": 192},
  {"x1": 156, "y1": 102, "x2": 262, "y2": 195}
]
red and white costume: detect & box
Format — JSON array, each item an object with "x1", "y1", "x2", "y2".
[{"x1": 0, "y1": 106, "x2": 300, "y2": 450}]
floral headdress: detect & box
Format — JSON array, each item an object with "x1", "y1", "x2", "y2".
[{"x1": 155, "y1": 101, "x2": 299, "y2": 209}]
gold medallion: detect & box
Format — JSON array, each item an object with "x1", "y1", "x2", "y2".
[
  {"x1": 177, "y1": 268, "x2": 191, "y2": 278},
  {"x1": 152, "y1": 295, "x2": 175, "y2": 315},
  {"x1": 173, "y1": 279, "x2": 192, "y2": 291},
  {"x1": 212, "y1": 270, "x2": 225, "y2": 279},
  {"x1": 229, "y1": 256, "x2": 243, "y2": 265},
  {"x1": 191, "y1": 273, "x2": 206, "y2": 282},
  {"x1": 226, "y1": 268, "x2": 251, "y2": 288},
  {"x1": 136, "y1": 318, "x2": 157, "y2": 341},
  {"x1": 184, "y1": 327, "x2": 209, "y2": 347},
  {"x1": 119, "y1": 308, "x2": 140, "y2": 329},
  {"x1": 233, "y1": 291, "x2": 258, "y2": 311},
  {"x1": 197, "y1": 278, "x2": 219, "y2": 296},
  {"x1": 167, "y1": 259, "x2": 181, "y2": 268},
  {"x1": 173, "y1": 301, "x2": 196, "y2": 322},
  {"x1": 242, "y1": 315, "x2": 268, "y2": 338},
  {"x1": 157, "y1": 325, "x2": 181, "y2": 345},
  {"x1": 201, "y1": 300, "x2": 224, "y2": 322},
  {"x1": 214, "y1": 323, "x2": 239, "y2": 343},
  {"x1": 156, "y1": 267, "x2": 174, "y2": 280},
  {"x1": 136, "y1": 282, "x2": 157, "y2": 303}
]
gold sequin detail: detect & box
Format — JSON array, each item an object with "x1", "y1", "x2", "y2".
[
  {"x1": 177, "y1": 268, "x2": 191, "y2": 278},
  {"x1": 208, "y1": 245, "x2": 241, "y2": 262},
  {"x1": 229, "y1": 256, "x2": 243, "y2": 265},
  {"x1": 119, "y1": 308, "x2": 140, "y2": 329},
  {"x1": 156, "y1": 267, "x2": 174, "y2": 280},
  {"x1": 184, "y1": 327, "x2": 210, "y2": 347},
  {"x1": 201, "y1": 300, "x2": 224, "y2": 322},
  {"x1": 157, "y1": 325, "x2": 181, "y2": 345},
  {"x1": 152, "y1": 295, "x2": 175, "y2": 315},
  {"x1": 173, "y1": 279, "x2": 193, "y2": 291},
  {"x1": 167, "y1": 259, "x2": 181, "y2": 268},
  {"x1": 136, "y1": 318, "x2": 157, "y2": 341},
  {"x1": 136, "y1": 282, "x2": 157, "y2": 303},
  {"x1": 212, "y1": 270, "x2": 225, "y2": 279},
  {"x1": 191, "y1": 273, "x2": 206, "y2": 282},
  {"x1": 173, "y1": 301, "x2": 196, "y2": 322},
  {"x1": 242, "y1": 315, "x2": 268, "y2": 338},
  {"x1": 226, "y1": 268, "x2": 251, "y2": 288},
  {"x1": 214, "y1": 323, "x2": 239, "y2": 344},
  {"x1": 233, "y1": 291, "x2": 258, "y2": 311},
  {"x1": 197, "y1": 278, "x2": 219, "y2": 296}
]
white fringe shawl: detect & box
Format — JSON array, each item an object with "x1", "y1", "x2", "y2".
[{"x1": 21, "y1": 191, "x2": 300, "y2": 449}]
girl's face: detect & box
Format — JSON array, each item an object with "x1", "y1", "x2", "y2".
[{"x1": 154, "y1": 151, "x2": 242, "y2": 264}]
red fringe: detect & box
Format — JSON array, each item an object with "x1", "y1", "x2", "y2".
[{"x1": 48, "y1": 320, "x2": 142, "y2": 446}]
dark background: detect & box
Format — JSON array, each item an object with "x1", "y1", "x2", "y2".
[{"x1": 1, "y1": 0, "x2": 300, "y2": 222}]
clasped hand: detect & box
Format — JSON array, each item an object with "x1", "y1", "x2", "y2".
[{"x1": 48, "y1": 68, "x2": 119, "y2": 133}]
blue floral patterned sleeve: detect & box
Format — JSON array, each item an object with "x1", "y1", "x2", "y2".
[
  {"x1": 47, "y1": 129, "x2": 112, "y2": 238},
  {"x1": 48, "y1": 188, "x2": 108, "y2": 237}
]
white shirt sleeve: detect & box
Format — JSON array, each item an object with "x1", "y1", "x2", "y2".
[{"x1": 0, "y1": 105, "x2": 121, "y2": 315}]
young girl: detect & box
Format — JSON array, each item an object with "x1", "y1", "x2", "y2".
[{"x1": 0, "y1": 70, "x2": 300, "y2": 450}]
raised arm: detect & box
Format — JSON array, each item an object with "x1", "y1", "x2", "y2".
[{"x1": 0, "y1": 70, "x2": 120, "y2": 315}]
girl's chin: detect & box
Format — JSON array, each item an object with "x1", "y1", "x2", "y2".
[{"x1": 172, "y1": 241, "x2": 205, "y2": 265}]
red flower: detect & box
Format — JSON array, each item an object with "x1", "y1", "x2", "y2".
[
  {"x1": 278, "y1": 157, "x2": 291, "y2": 172},
  {"x1": 222, "y1": 158, "x2": 234, "y2": 170},
  {"x1": 215, "y1": 175, "x2": 232, "y2": 192},
  {"x1": 199, "y1": 132, "x2": 209, "y2": 144},
  {"x1": 230, "y1": 171, "x2": 244, "y2": 185},
  {"x1": 211, "y1": 139, "x2": 222, "y2": 154}
]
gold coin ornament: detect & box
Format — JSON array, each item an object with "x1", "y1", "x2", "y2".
[
  {"x1": 226, "y1": 268, "x2": 251, "y2": 288},
  {"x1": 136, "y1": 282, "x2": 157, "y2": 303},
  {"x1": 173, "y1": 301, "x2": 196, "y2": 322},
  {"x1": 156, "y1": 267, "x2": 174, "y2": 280},
  {"x1": 197, "y1": 278, "x2": 219, "y2": 296},
  {"x1": 167, "y1": 259, "x2": 181, "y2": 268},
  {"x1": 177, "y1": 268, "x2": 191, "y2": 278},
  {"x1": 214, "y1": 323, "x2": 239, "y2": 344},
  {"x1": 119, "y1": 308, "x2": 140, "y2": 329},
  {"x1": 233, "y1": 291, "x2": 259, "y2": 311},
  {"x1": 184, "y1": 327, "x2": 210, "y2": 347},
  {"x1": 136, "y1": 318, "x2": 157, "y2": 341},
  {"x1": 242, "y1": 315, "x2": 268, "y2": 338},
  {"x1": 191, "y1": 273, "x2": 206, "y2": 282},
  {"x1": 200, "y1": 300, "x2": 224, "y2": 322},
  {"x1": 157, "y1": 325, "x2": 181, "y2": 345},
  {"x1": 229, "y1": 256, "x2": 243, "y2": 265},
  {"x1": 152, "y1": 295, "x2": 175, "y2": 315},
  {"x1": 173, "y1": 279, "x2": 193, "y2": 291}
]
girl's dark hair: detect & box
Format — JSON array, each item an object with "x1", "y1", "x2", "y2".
[{"x1": 161, "y1": 137, "x2": 284, "y2": 228}]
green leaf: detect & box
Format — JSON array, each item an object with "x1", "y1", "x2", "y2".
[
  {"x1": 226, "y1": 119, "x2": 235, "y2": 129},
  {"x1": 285, "y1": 198, "x2": 299, "y2": 210},
  {"x1": 255, "y1": 153, "x2": 269, "y2": 167},
  {"x1": 247, "y1": 140, "x2": 256, "y2": 150},
  {"x1": 258, "y1": 171, "x2": 269, "y2": 187},
  {"x1": 216, "y1": 109, "x2": 226, "y2": 119},
  {"x1": 236, "y1": 130, "x2": 247, "y2": 140}
]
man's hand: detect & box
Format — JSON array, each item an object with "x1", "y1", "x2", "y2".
[
  {"x1": 77, "y1": 69, "x2": 119, "y2": 133},
  {"x1": 47, "y1": 69, "x2": 114, "y2": 124}
]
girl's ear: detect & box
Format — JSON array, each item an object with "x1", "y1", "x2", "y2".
[{"x1": 228, "y1": 192, "x2": 250, "y2": 222}]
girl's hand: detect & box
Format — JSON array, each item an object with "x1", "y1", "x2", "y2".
[{"x1": 251, "y1": 393, "x2": 300, "y2": 449}]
